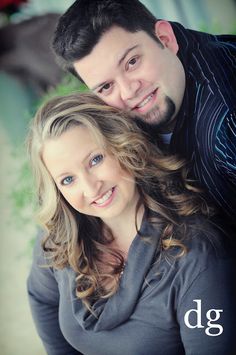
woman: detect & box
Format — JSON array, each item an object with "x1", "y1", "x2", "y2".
[{"x1": 27, "y1": 93, "x2": 236, "y2": 355}]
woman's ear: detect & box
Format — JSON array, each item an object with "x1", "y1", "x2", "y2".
[{"x1": 154, "y1": 20, "x2": 179, "y2": 54}]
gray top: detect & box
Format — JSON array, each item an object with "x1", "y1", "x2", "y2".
[{"x1": 27, "y1": 215, "x2": 236, "y2": 355}]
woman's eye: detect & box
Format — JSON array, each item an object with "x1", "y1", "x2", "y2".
[
  {"x1": 61, "y1": 176, "x2": 73, "y2": 186},
  {"x1": 90, "y1": 154, "x2": 104, "y2": 167}
]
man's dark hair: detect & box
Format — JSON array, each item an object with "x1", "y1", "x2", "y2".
[{"x1": 52, "y1": 0, "x2": 160, "y2": 80}]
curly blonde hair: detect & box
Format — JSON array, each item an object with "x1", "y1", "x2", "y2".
[{"x1": 27, "y1": 92, "x2": 211, "y2": 308}]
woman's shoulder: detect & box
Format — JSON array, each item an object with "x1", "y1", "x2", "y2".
[
  {"x1": 180, "y1": 214, "x2": 236, "y2": 262},
  {"x1": 30, "y1": 229, "x2": 75, "y2": 285}
]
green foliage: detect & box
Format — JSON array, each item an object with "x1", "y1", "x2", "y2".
[
  {"x1": 10, "y1": 153, "x2": 35, "y2": 226},
  {"x1": 38, "y1": 74, "x2": 88, "y2": 107},
  {"x1": 199, "y1": 21, "x2": 236, "y2": 35},
  {"x1": 10, "y1": 74, "x2": 88, "y2": 235}
]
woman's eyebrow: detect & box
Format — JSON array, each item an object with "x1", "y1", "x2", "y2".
[{"x1": 55, "y1": 149, "x2": 95, "y2": 180}]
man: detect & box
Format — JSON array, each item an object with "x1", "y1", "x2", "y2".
[{"x1": 52, "y1": 0, "x2": 236, "y2": 224}]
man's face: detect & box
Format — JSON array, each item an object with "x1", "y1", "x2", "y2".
[{"x1": 74, "y1": 22, "x2": 186, "y2": 132}]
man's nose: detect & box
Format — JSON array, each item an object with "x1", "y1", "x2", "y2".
[{"x1": 119, "y1": 77, "x2": 141, "y2": 102}]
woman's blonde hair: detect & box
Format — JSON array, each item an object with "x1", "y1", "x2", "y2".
[{"x1": 27, "y1": 92, "x2": 211, "y2": 308}]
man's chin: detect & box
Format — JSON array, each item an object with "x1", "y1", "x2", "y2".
[
  {"x1": 140, "y1": 97, "x2": 175, "y2": 130},
  {"x1": 130, "y1": 107, "x2": 160, "y2": 124},
  {"x1": 134, "y1": 110, "x2": 167, "y2": 127},
  {"x1": 134, "y1": 111, "x2": 176, "y2": 137}
]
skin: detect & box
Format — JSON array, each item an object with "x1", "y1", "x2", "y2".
[
  {"x1": 42, "y1": 125, "x2": 142, "y2": 242},
  {"x1": 74, "y1": 21, "x2": 186, "y2": 133}
]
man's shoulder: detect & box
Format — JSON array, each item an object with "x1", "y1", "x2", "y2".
[
  {"x1": 173, "y1": 22, "x2": 236, "y2": 83},
  {"x1": 172, "y1": 22, "x2": 236, "y2": 52}
]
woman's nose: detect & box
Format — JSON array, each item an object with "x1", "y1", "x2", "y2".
[{"x1": 81, "y1": 173, "x2": 102, "y2": 199}]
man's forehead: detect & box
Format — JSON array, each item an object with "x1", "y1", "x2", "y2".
[{"x1": 73, "y1": 27, "x2": 147, "y2": 87}]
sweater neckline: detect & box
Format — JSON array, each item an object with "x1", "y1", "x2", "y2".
[{"x1": 71, "y1": 215, "x2": 162, "y2": 332}]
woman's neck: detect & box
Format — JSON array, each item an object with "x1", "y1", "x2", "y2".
[{"x1": 104, "y1": 204, "x2": 145, "y2": 257}]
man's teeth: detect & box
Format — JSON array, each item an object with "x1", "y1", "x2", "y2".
[
  {"x1": 137, "y1": 93, "x2": 154, "y2": 108},
  {"x1": 95, "y1": 189, "x2": 113, "y2": 205}
]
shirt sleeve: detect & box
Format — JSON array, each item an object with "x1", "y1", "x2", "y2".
[
  {"x1": 215, "y1": 110, "x2": 236, "y2": 184},
  {"x1": 177, "y1": 254, "x2": 236, "y2": 355},
  {"x1": 27, "y1": 233, "x2": 82, "y2": 355}
]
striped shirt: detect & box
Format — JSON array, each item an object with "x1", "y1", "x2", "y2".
[{"x1": 169, "y1": 23, "x2": 236, "y2": 225}]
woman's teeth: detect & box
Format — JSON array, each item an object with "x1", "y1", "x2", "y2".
[{"x1": 94, "y1": 189, "x2": 113, "y2": 205}]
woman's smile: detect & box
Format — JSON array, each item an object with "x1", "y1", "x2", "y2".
[{"x1": 42, "y1": 125, "x2": 139, "y2": 226}]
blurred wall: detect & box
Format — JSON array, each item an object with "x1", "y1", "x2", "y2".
[
  {"x1": 13, "y1": 0, "x2": 236, "y2": 33},
  {"x1": 144, "y1": 0, "x2": 236, "y2": 33}
]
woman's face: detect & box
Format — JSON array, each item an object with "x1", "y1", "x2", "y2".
[{"x1": 42, "y1": 124, "x2": 139, "y2": 225}]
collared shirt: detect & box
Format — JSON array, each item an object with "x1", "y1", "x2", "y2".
[{"x1": 169, "y1": 23, "x2": 236, "y2": 225}]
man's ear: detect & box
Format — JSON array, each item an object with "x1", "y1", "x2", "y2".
[{"x1": 154, "y1": 20, "x2": 179, "y2": 54}]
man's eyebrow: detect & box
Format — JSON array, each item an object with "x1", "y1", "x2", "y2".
[
  {"x1": 118, "y1": 45, "x2": 139, "y2": 66},
  {"x1": 91, "y1": 45, "x2": 139, "y2": 91}
]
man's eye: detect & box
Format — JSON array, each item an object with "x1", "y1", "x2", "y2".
[
  {"x1": 61, "y1": 176, "x2": 73, "y2": 186},
  {"x1": 98, "y1": 83, "x2": 111, "y2": 93},
  {"x1": 127, "y1": 56, "x2": 139, "y2": 70},
  {"x1": 90, "y1": 154, "x2": 104, "y2": 166},
  {"x1": 129, "y1": 57, "x2": 137, "y2": 65},
  {"x1": 103, "y1": 83, "x2": 111, "y2": 90}
]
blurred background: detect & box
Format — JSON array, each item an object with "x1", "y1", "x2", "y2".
[{"x1": 0, "y1": 0, "x2": 235, "y2": 354}]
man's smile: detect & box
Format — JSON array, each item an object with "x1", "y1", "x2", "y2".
[{"x1": 131, "y1": 88, "x2": 158, "y2": 114}]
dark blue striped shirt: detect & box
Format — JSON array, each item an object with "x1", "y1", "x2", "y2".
[{"x1": 170, "y1": 23, "x2": 236, "y2": 225}]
